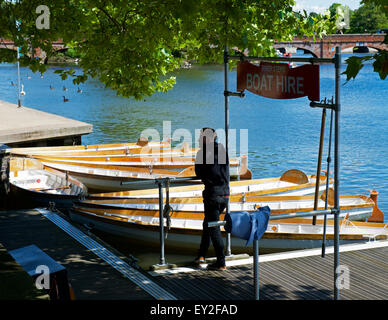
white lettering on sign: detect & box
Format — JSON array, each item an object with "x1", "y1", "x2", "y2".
[
  {"x1": 247, "y1": 73, "x2": 305, "y2": 95},
  {"x1": 246, "y1": 73, "x2": 274, "y2": 91},
  {"x1": 296, "y1": 77, "x2": 304, "y2": 94}
]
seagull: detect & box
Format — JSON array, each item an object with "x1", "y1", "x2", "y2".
[
  {"x1": 63, "y1": 86, "x2": 68, "y2": 91},
  {"x1": 63, "y1": 96, "x2": 69, "y2": 102},
  {"x1": 77, "y1": 87, "x2": 82, "y2": 93},
  {"x1": 20, "y1": 84, "x2": 26, "y2": 96}
]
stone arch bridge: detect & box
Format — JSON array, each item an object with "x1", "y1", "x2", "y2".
[
  {"x1": 1, "y1": 34, "x2": 387, "y2": 61},
  {"x1": 274, "y1": 34, "x2": 387, "y2": 58}
]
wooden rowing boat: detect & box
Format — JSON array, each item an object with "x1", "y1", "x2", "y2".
[
  {"x1": 76, "y1": 191, "x2": 376, "y2": 222},
  {"x1": 7, "y1": 138, "x2": 252, "y2": 178},
  {"x1": 9, "y1": 157, "x2": 87, "y2": 209},
  {"x1": 25, "y1": 153, "x2": 251, "y2": 191},
  {"x1": 39, "y1": 162, "x2": 199, "y2": 192},
  {"x1": 6, "y1": 138, "x2": 171, "y2": 155},
  {"x1": 88, "y1": 169, "x2": 332, "y2": 199},
  {"x1": 31, "y1": 155, "x2": 243, "y2": 169},
  {"x1": 8, "y1": 143, "x2": 197, "y2": 157},
  {"x1": 70, "y1": 193, "x2": 386, "y2": 252}
]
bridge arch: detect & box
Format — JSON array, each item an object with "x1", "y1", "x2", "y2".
[
  {"x1": 295, "y1": 47, "x2": 318, "y2": 58},
  {"x1": 340, "y1": 43, "x2": 384, "y2": 54}
]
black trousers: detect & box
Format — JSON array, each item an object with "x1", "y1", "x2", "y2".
[{"x1": 198, "y1": 196, "x2": 228, "y2": 266}]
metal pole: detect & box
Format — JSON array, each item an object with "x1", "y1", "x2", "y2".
[
  {"x1": 158, "y1": 181, "x2": 166, "y2": 265},
  {"x1": 17, "y1": 47, "x2": 21, "y2": 108},
  {"x1": 322, "y1": 109, "x2": 334, "y2": 258},
  {"x1": 333, "y1": 46, "x2": 341, "y2": 300},
  {"x1": 313, "y1": 108, "x2": 326, "y2": 225},
  {"x1": 253, "y1": 239, "x2": 259, "y2": 300},
  {"x1": 224, "y1": 45, "x2": 231, "y2": 256}
]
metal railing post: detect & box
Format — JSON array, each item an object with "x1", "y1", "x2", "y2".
[
  {"x1": 157, "y1": 180, "x2": 166, "y2": 266},
  {"x1": 224, "y1": 45, "x2": 232, "y2": 257},
  {"x1": 209, "y1": 207, "x2": 336, "y2": 300},
  {"x1": 253, "y1": 239, "x2": 260, "y2": 300},
  {"x1": 333, "y1": 46, "x2": 341, "y2": 300}
]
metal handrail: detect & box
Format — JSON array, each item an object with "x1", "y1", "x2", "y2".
[
  {"x1": 120, "y1": 176, "x2": 199, "y2": 186},
  {"x1": 207, "y1": 207, "x2": 339, "y2": 300},
  {"x1": 208, "y1": 208, "x2": 335, "y2": 227}
]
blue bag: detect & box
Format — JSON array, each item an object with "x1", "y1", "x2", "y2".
[{"x1": 224, "y1": 206, "x2": 270, "y2": 246}]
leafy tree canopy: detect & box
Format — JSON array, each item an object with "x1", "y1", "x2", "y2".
[
  {"x1": 0, "y1": 0, "x2": 336, "y2": 99},
  {"x1": 342, "y1": 0, "x2": 388, "y2": 81},
  {"x1": 348, "y1": 1, "x2": 388, "y2": 33}
]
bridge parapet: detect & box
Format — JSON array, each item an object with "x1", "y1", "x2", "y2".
[{"x1": 274, "y1": 34, "x2": 387, "y2": 58}]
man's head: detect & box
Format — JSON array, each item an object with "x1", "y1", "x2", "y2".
[{"x1": 199, "y1": 127, "x2": 217, "y2": 146}]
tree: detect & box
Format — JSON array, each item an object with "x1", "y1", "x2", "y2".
[
  {"x1": 348, "y1": 1, "x2": 388, "y2": 33},
  {"x1": 0, "y1": 0, "x2": 336, "y2": 100},
  {"x1": 342, "y1": 0, "x2": 388, "y2": 81}
]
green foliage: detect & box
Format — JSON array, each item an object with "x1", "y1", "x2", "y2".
[
  {"x1": 64, "y1": 48, "x2": 84, "y2": 58},
  {"x1": 342, "y1": 0, "x2": 388, "y2": 82},
  {"x1": 348, "y1": 1, "x2": 388, "y2": 33},
  {"x1": 0, "y1": 0, "x2": 337, "y2": 99}
]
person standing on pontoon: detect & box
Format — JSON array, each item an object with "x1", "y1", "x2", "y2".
[{"x1": 194, "y1": 127, "x2": 229, "y2": 271}]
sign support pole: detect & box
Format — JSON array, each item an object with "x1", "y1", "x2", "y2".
[
  {"x1": 224, "y1": 45, "x2": 232, "y2": 257},
  {"x1": 230, "y1": 51, "x2": 341, "y2": 300},
  {"x1": 333, "y1": 46, "x2": 341, "y2": 300}
]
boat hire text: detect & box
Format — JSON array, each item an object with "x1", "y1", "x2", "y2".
[{"x1": 237, "y1": 60, "x2": 320, "y2": 101}]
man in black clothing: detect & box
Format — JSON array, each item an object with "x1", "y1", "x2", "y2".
[{"x1": 194, "y1": 128, "x2": 229, "y2": 270}]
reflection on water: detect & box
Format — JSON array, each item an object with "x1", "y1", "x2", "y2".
[{"x1": 1, "y1": 52, "x2": 387, "y2": 268}]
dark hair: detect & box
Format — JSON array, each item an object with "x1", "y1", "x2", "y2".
[
  {"x1": 200, "y1": 127, "x2": 217, "y2": 141},
  {"x1": 201, "y1": 127, "x2": 215, "y2": 133}
]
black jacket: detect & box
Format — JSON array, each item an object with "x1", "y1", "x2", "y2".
[{"x1": 194, "y1": 142, "x2": 230, "y2": 198}]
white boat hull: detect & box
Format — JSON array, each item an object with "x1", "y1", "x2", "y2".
[{"x1": 69, "y1": 210, "x2": 387, "y2": 253}]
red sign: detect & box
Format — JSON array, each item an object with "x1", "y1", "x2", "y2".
[{"x1": 237, "y1": 61, "x2": 320, "y2": 101}]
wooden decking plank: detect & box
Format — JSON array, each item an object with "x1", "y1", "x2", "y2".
[
  {"x1": 153, "y1": 241, "x2": 388, "y2": 300},
  {"x1": 258, "y1": 263, "x2": 304, "y2": 299},
  {"x1": 262, "y1": 258, "x2": 333, "y2": 299},
  {"x1": 339, "y1": 250, "x2": 388, "y2": 298}
]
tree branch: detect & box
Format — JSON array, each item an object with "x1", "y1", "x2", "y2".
[{"x1": 97, "y1": 6, "x2": 123, "y2": 32}]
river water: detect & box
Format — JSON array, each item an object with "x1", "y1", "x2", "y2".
[{"x1": 1, "y1": 52, "x2": 387, "y2": 267}]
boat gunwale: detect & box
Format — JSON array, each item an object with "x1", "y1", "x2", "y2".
[{"x1": 70, "y1": 208, "x2": 386, "y2": 240}]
